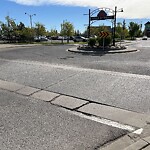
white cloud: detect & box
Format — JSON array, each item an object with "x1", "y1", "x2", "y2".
[{"x1": 9, "y1": 0, "x2": 150, "y2": 19}]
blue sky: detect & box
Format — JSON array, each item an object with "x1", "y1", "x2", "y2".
[{"x1": 0, "y1": 0, "x2": 149, "y2": 32}]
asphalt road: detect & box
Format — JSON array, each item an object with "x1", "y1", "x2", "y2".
[
  {"x1": 0, "y1": 40, "x2": 150, "y2": 75},
  {"x1": 0, "y1": 89, "x2": 127, "y2": 150},
  {"x1": 0, "y1": 39, "x2": 150, "y2": 149},
  {"x1": 0, "y1": 43, "x2": 129, "y2": 150}
]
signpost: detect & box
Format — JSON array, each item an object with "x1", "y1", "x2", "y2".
[
  {"x1": 99, "y1": 32, "x2": 109, "y2": 50},
  {"x1": 85, "y1": 7, "x2": 123, "y2": 46},
  {"x1": 99, "y1": 32, "x2": 109, "y2": 38}
]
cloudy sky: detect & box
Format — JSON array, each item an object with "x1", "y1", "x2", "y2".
[{"x1": 0, "y1": 0, "x2": 149, "y2": 32}]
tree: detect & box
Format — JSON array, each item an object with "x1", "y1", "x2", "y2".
[
  {"x1": 74, "y1": 30, "x2": 81, "y2": 36},
  {"x1": 115, "y1": 22, "x2": 129, "y2": 40},
  {"x1": 128, "y1": 22, "x2": 141, "y2": 39},
  {"x1": 16, "y1": 22, "x2": 26, "y2": 42},
  {"x1": 115, "y1": 22, "x2": 123, "y2": 39},
  {"x1": 0, "y1": 16, "x2": 18, "y2": 42},
  {"x1": 17, "y1": 22, "x2": 25, "y2": 30},
  {"x1": 48, "y1": 29, "x2": 58, "y2": 37},
  {"x1": 34, "y1": 22, "x2": 46, "y2": 38},
  {"x1": 21, "y1": 27, "x2": 35, "y2": 42},
  {"x1": 60, "y1": 21, "x2": 74, "y2": 43}
]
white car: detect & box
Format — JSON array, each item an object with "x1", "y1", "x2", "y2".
[{"x1": 142, "y1": 36, "x2": 147, "y2": 40}]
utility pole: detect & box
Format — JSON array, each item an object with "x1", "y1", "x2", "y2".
[
  {"x1": 88, "y1": 9, "x2": 91, "y2": 38},
  {"x1": 113, "y1": 6, "x2": 117, "y2": 46},
  {"x1": 25, "y1": 13, "x2": 36, "y2": 28},
  {"x1": 112, "y1": 6, "x2": 123, "y2": 46}
]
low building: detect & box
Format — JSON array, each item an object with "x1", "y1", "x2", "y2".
[{"x1": 145, "y1": 21, "x2": 150, "y2": 37}]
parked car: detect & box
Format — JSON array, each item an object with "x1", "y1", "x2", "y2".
[
  {"x1": 51, "y1": 36, "x2": 58, "y2": 40},
  {"x1": 57, "y1": 36, "x2": 64, "y2": 40},
  {"x1": 34, "y1": 36, "x2": 48, "y2": 42},
  {"x1": 73, "y1": 36, "x2": 87, "y2": 42},
  {"x1": 142, "y1": 36, "x2": 147, "y2": 40}
]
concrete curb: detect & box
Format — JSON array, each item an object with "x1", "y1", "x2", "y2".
[{"x1": 67, "y1": 47, "x2": 138, "y2": 54}]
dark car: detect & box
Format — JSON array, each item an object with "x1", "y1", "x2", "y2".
[
  {"x1": 34, "y1": 36, "x2": 48, "y2": 42},
  {"x1": 73, "y1": 36, "x2": 87, "y2": 42}
]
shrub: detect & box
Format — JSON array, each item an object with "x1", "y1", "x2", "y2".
[
  {"x1": 88, "y1": 38, "x2": 96, "y2": 47},
  {"x1": 97, "y1": 36, "x2": 112, "y2": 47}
]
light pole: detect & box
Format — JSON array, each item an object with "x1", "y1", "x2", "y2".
[
  {"x1": 25, "y1": 13, "x2": 36, "y2": 28},
  {"x1": 88, "y1": 9, "x2": 91, "y2": 38},
  {"x1": 84, "y1": 9, "x2": 91, "y2": 38},
  {"x1": 113, "y1": 6, "x2": 123, "y2": 46}
]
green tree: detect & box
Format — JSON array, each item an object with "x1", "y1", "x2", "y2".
[
  {"x1": 128, "y1": 22, "x2": 141, "y2": 39},
  {"x1": 17, "y1": 22, "x2": 25, "y2": 30},
  {"x1": 74, "y1": 30, "x2": 81, "y2": 36},
  {"x1": 34, "y1": 22, "x2": 46, "y2": 38},
  {"x1": 48, "y1": 29, "x2": 58, "y2": 37},
  {"x1": 0, "y1": 16, "x2": 18, "y2": 42},
  {"x1": 16, "y1": 22, "x2": 26, "y2": 42},
  {"x1": 115, "y1": 22, "x2": 129, "y2": 40},
  {"x1": 21, "y1": 27, "x2": 35, "y2": 42},
  {"x1": 115, "y1": 22, "x2": 123, "y2": 39},
  {"x1": 60, "y1": 21, "x2": 74, "y2": 43}
]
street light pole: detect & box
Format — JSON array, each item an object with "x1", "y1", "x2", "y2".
[
  {"x1": 25, "y1": 13, "x2": 36, "y2": 28},
  {"x1": 112, "y1": 6, "x2": 123, "y2": 46},
  {"x1": 88, "y1": 9, "x2": 91, "y2": 38},
  {"x1": 113, "y1": 6, "x2": 117, "y2": 46},
  {"x1": 83, "y1": 9, "x2": 91, "y2": 38}
]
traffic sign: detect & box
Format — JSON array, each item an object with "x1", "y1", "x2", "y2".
[{"x1": 99, "y1": 32, "x2": 109, "y2": 38}]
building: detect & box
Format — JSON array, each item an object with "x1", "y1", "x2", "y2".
[{"x1": 145, "y1": 21, "x2": 150, "y2": 37}]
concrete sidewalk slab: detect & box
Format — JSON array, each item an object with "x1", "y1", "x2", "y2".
[
  {"x1": 51, "y1": 95, "x2": 88, "y2": 109},
  {"x1": 0, "y1": 80, "x2": 24, "y2": 92},
  {"x1": 31, "y1": 90, "x2": 60, "y2": 101},
  {"x1": 123, "y1": 139, "x2": 148, "y2": 150},
  {"x1": 78, "y1": 103, "x2": 150, "y2": 128},
  {"x1": 16, "y1": 86, "x2": 40, "y2": 96}
]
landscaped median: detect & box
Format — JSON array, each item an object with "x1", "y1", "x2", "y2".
[{"x1": 67, "y1": 45, "x2": 138, "y2": 54}]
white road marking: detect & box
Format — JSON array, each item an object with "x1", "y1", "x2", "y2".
[
  {"x1": 133, "y1": 128, "x2": 143, "y2": 135},
  {"x1": 1, "y1": 58, "x2": 150, "y2": 80},
  {"x1": 68, "y1": 110, "x2": 135, "y2": 132}
]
